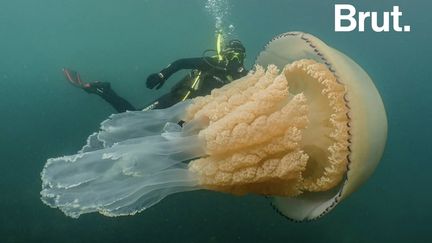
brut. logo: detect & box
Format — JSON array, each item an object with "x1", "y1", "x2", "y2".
[{"x1": 335, "y1": 4, "x2": 411, "y2": 32}]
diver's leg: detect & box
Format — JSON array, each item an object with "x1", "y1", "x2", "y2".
[
  {"x1": 63, "y1": 68, "x2": 136, "y2": 113},
  {"x1": 141, "y1": 92, "x2": 180, "y2": 110},
  {"x1": 87, "y1": 82, "x2": 137, "y2": 113},
  {"x1": 142, "y1": 76, "x2": 192, "y2": 110}
]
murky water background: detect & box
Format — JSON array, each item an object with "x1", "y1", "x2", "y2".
[{"x1": 0, "y1": 0, "x2": 431, "y2": 242}]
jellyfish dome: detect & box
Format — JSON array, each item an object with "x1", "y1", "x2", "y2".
[
  {"x1": 255, "y1": 32, "x2": 387, "y2": 220},
  {"x1": 41, "y1": 32, "x2": 387, "y2": 221}
]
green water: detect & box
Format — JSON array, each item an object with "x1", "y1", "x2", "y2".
[{"x1": 0, "y1": 0, "x2": 431, "y2": 242}]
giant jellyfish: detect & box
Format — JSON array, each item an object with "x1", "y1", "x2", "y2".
[{"x1": 41, "y1": 32, "x2": 387, "y2": 221}]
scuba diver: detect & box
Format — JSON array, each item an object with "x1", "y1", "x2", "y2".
[{"x1": 64, "y1": 39, "x2": 247, "y2": 113}]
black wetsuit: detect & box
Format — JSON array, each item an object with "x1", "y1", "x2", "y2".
[
  {"x1": 86, "y1": 82, "x2": 136, "y2": 112},
  {"x1": 93, "y1": 56, "x2": 247, "y2": 112}
]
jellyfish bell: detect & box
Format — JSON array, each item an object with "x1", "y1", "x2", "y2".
[
  {"x1": 40, "y1": 32, "x2": 387, "y2": 221},
  {"x1": 255, "y1": 32, "x2": 387, "y2": 220}
]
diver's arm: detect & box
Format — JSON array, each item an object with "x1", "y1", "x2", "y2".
[
  {"x1": 147, "y1": 57, "x2": 216, "y2": 90},
  {"x1": 146, "y1": 57, "x2": 223, "y2": 90},
  {"x1": 158, "y1": 57, "x2": 215, "y2": 80}
]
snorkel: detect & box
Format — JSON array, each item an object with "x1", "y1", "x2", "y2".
[
  {"x1": 202, "y1": 32, "x2": 245, "y2": 70},
  {"x1": 184, "y1": 33, "x2": 245, "y2": 100},
  {"x1": 202, "y1": 31, "x2": 225, "y2": 62},
  {"x1": 216, "y1": 31, "x2": 224, "y2": 62}
]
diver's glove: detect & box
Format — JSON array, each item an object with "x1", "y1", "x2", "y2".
[{"x1": 146, "y1": 73, "x2": 165, "y2": 90}]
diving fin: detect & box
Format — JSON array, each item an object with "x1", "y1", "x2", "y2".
[{"x1": 62, "y1": 68, "x2": 88, "y2": 89}]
